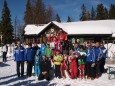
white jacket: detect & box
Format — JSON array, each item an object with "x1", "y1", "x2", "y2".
[{"x1": 2, "y1": 45, "x2": 7, "y2": 52}]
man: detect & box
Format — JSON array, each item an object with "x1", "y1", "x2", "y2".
[
  {"x1": 82, "y1": 42, "x2": 87, "y2": 50},
  {"x1": 40, "y1": 42, "x2": 46, "y2": 57},
  {"x1": 33, "y1": 42, "x2": 39, "y2": 57},
  {"x1": 38, "y1": 55, "x2": 51, "y2": 81},
  {"x1": 94, "y1": 42, "x2": 102, "y2": 78},
  {"x1": 74, "y1": 42, "x2": 79, "y2": 54},
  {"x1": 14, "y1": 41, "x2": 26, "y2": 77},
  {"x1": 32, "y1": 42, "x2": 39, "y2": 65},
  {"x1": 100, "y1": 43, "x2": 107, "y2": 73},
  {"x1": 2, "y1": 44, "x2": 8, "y2": 62},
  {"x1": 26, "y1": 43, "x2": 35, "y2": 77},
  {"x1": 45, "y1": 43, "x2": 52, "y2": 60},
  {"x1": 86, "y1": 42, "x2": 96, "y2": 80}
]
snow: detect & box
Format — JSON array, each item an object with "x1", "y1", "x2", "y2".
[
  {"x1": 0, "y1": 45, "x2": 115, "y2": 86},
  {"x1": 25, "y1": 24, "x2": 46, "y2": 35},
  {"x1": 0, "y1": 57, "x2": 115, "y2": 86},
  {"x1": 24, "y1": 20, "x2": 115, "y2": 36}
]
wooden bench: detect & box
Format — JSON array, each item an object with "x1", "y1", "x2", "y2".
[{"x1": 106, "y1": 64, "x2": 115, "y2": 80}]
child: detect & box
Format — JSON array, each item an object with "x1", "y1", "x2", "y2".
[
  {"x1": 68, "y1": 49, "x2": 78, "y2": 79},
  {"x1": 78, "y1": 45, "x2": 86, "y2": 79},
  {"x1": 60, "y1": 52, "x2": 71, "y2": 79},
  {"x1": 34, "y1": 49, "x2": 41, "y2": 80},
  {"x1": 53, "y1": 50, "x2": 63, "y2": 78}
]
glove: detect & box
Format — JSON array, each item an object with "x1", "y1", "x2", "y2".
[{"x1": 91, "y1": 63, "x2": 95, "y2": 67}]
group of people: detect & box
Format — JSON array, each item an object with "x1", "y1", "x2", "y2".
[{"x1": 13, "y1": 39, "x2": 107, "y2": 81}]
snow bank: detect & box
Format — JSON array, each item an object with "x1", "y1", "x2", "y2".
[{"x1": 0, "y1": 58, "x2": 115, "y2": 86}]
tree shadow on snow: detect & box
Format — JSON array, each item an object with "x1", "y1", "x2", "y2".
[
  {"x1": 0, "y1": 75, "x2": 27, "y2": 85},
  {"x1": 12, "y1": 80, "x2": 50, "y2": 86},
  {"x1": 0, "y1": 62, "x2": 10, "y2": 67},
  {"x1": 0, "y1": 74, "x2": 17, "y2": 80}
]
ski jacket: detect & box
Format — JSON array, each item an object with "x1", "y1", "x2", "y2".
[
  {"x1": 93, "y1": 47, "x2": 103, "y2": 60},
  {"x1": 100, "y1": 47, "x2": 107, "y2": 59},
  {"x1": 40, "y1": 59, "x2": 51, "y2": 73},
  {"x1": 78, "y1": 50, "x2": 86, "y2": 65},
  {"x1": 26, "y1": 48, "x2": 35, "y2": 61},
  {"x1": 45, "y1": 47, "x2": 52, "y2": 58},
  {"x1": 86, "y1": 48, "x2": 95, "y2": 63},
  {"x1": 14, "y1": 46, "x2": 26, "y2": 61},
  {"x1": 54, "y1": 54, "x2": 63, "y2": 65}
]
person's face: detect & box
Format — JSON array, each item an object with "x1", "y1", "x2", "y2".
[
  {"x1": 42, "y1": 56, "x2": 46, "y2": 60},
  {"x1": 64, "y1": 54, "x2": 67, "y2": 59},
  {"x1": 28, "y1": 45, "x2": 32, "y2": 48},
  {"x1": 42, "y1": 43, "x2": 44, "y2": 46},
  {"x1": 34, "y1": 43, "x2": 37, "y2": 46},
  {"x1": 87, "y1": 43, "x2": 91, "y2": 48},
  {"x1": 96, "y1": 42, "x2": 100, "y2": 47},
  {"x1": 83, "y1": 42, "x2": 86, "y2": 47},
  {"x1": 36, "y1": 52, "x2": 39, "y2": 55},
  {"x1": 100, "y1": 43, "x2": 103, "y2": 48},
  {"x1": 47, "y1": 44, "x2": 50, "y2": 47},
  {"x1": 80, "y1": 48, "x2": 83, "y2": 51},
  {"x1": 70, "y1": 50, "x2": 73, "y2": 55},
  {"x1": 17, "y1": 42, "x2": 21, "y2": 47},
  {"x1": 75, "y1": 44, "x2": 79, "y2": 48},
  {"x1": 56, "y1": 51, "x2": 59, "y2": 55},
  {"x1": 54, "y1": 38, "x2": 56, "y2": 41}
]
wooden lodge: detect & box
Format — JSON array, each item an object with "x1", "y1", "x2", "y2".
[{"x1": 24, "y1": 20, "x2": 115, "y2": 44}]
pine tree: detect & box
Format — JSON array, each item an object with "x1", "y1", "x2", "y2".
[
  {"x1": 109, "y1": 4, "x2": 115, "y2": 19},
  {"x1": 55, "y1": 14, "x2": 61, "y2": 22},
  {"x1": 1, "y1": 0, "x2": 13, "y2": 44},
  {"x1": 80, "y1": 4, "x2": 87, "y2": 21},
  {"x1": 24, "y1": 0, "x2": 33, "y2": 24},
  {"x1": 67, "y1": 16, "x2": 72, "y2": 22},
  {"x1": 91, "y1": 6, "x2": 95, "y2": 20},
  {"x1": 34, "y1": 0, "x2": 47, "y2": 24},
  {"x1": 46, "y1": 5, "x2": 53, "y2": 23},
  {"x1": 86, "y1": 11, "x2": 91, "y2": 20},
  {"x1": 96, "y1": 3, "x2": 105, "y2": 20},
  {"x1": 104, "y1": 7, "x2": 109, "y2": 19}
]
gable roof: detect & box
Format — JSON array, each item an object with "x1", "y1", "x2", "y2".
[{"x1": 24, "y1": 20, "x2": 115, "y2": 36}]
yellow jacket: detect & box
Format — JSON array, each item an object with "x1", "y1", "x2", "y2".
[{"x1": 53, "y1": 54, "x2": 63, "y2": 65}]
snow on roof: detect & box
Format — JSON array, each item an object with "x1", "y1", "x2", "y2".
[
  {"x1": 53, "y1": 20, "x2": 115, "y2": 35},
  {"x1": 24, "y1": 20, "x2": 115, "y2": 36},
  {"x1": 24, "y1": 24, "x2": 45, "y2": 35}
]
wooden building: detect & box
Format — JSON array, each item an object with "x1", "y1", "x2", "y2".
[{"x1": 24, "y1": 20, "x2": 115, "y2": 44}]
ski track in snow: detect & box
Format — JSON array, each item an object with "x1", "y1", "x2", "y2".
[{"x1": 0, "y1": 57, "x2": 115, "y2": 86}]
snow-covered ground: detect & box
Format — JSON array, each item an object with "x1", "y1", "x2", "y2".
[{"x1": 0, "y1": 57, "x2": 115, "y2": 86}]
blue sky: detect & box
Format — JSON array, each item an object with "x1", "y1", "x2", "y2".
[{"x1": 0, "y1": 0, "x2": 115, "y2": 24}]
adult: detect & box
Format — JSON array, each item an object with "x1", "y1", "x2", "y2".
[
  {"x1": 86, "y1": 42, "x2": 96, "y2": 80},
  {"x1": 14, "y1": 41, "x2": 26, "y2": 77},
  {"x1": 45, "y1": 43, "x2": 52, "y2": 60},
  {"x1": 2, "y1": 44, "x2": 8, "y2": 62},
  {"x1": 94, "y1": 42, "x2": 102, "y2": 78},
  {"x1": 26, "y1": 43, "x2": 35, "y2": 77},
  {"x1": 100, "y1": 43, "x2": 107, "y2": 73},
  {"x1": 82, "y1": 42, "x2": 87, "y2": 50},
  {"x1": 74, "y1": 42, "x2": 79, "y2": 54},
  {"x1": 38, "y1": 55, "x2": 51, "y2": 81},
  {"x1": 40, "y1": 42, "x2": 46, "y2": 57},
  {"x1": 32, "y1": 42, "x2": 39, "y2": 65}
]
